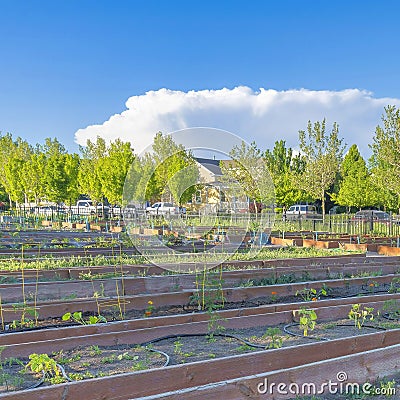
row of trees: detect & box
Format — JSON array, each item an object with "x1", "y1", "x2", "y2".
[
  {"x1": 221, "y1": 106, "x2": 400, "y2": 216},
  {"x1": 0, "y1": 106, "x2": 400, "y2": 213},
  {"x1": 0, "y1": 135, "x2": 134, "y2": 208},
  {"x1": 0, "y1": 132, "x2": 198, "y2": 208}
]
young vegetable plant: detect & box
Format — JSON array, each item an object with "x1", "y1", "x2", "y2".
[
  {"x1": 0, "y1": 347, "x2": 25, "y2": 391},
  {"x1": 26, "y1": 353, "x2": 59, "y2": 378},
  {"x1": 388, "y1": 277, "x2": 400, "y2": 294},
  {"x1": 383, "y1": 299, "x2": 400, "y2": 319},
  {"x1": 206, "y1": 308, "x2": 226, "y2": 341},
  {"x1": 348, "y1": 304, "x2": 375, "y2": 329},
  {"x1": 293, "y1": 308, "x2": 318, "y2": 336},
  {"x1": 261, "y1": 327, "x2": 283, "y2": 349},
  {"x1": 173, "y1": 339, "x2": 183, "y2": 356},
  {"x1": 295, "y1": 287, "x2": 328, "y2": 302},
  {"x1": 143, "y1": 300, "x2": 154, "y2": 317},
  {"x1": 62, "y1": 311, "x2": 106, "y2": 325}
]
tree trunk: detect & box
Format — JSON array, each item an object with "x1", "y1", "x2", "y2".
[{"x1": 321, "y1": 190, "x2": 325, "y2": 224}]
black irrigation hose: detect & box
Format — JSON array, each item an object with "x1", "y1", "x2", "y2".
[
  {"x1": 325, "y1": 288, "x2": 393, "y2": 299},
  {"x1": 2, "y1": 360, "x2": 45, "y2": 391},
  {"x1": 30, "y1": 350, "x2": 168, "y2": 390},
  {"x1": 26, "y1": 369, "x2": 46, "y2": 390},
  {"x1": 284, "y1": 321, "x2": 387, "y2": 343},
  {"x1": 335, "y1": 323, "x2": 387, "y2": 331},
  {"x1": 283, "y1": 323, "x2": 329, "y2": 341},
  {"x1": 142, "y1": 332, "x2": 268, "y2": 350},
  {"x1": 382, "y1": 312, "x2": 400, "y2": 321}
]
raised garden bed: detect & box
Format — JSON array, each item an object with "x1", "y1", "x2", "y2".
[
  {"x1": 1, "y1": 229, "x2": 400, "y2": 398},
  {"x1": 0, "y1": 297, "x2": 399, "y2": 398}
]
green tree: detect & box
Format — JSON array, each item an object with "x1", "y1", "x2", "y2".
[
  {"x1": 168, "y1": 161, "x2": 199, "y2": 206},
  {"x1": 0, "y1": 133, "x2": 19, "y2": 207},
  {"x1": 64, "y1": 153, "x2": 80, "y2": 206},
  {"x1": 41, "y1": 138, "x2": 69, "y2": 203},
  {"x1": 151, "y1": 132, "x2": 199, "y2": 204},
  {"x1": 220, "y1": 141, "x2": 274, "y2": 217},
  {"x1": 20, "y1": 148, "x2": 46, "y2": 204},
  {"x1": 297, "y1": 119, "x2": 345, "y2": 220},
  {"x1": 2, "y1": 137, "x2": 32, "y2": 206},
  {"x1": 370, "y1": 105, "x2": 400, "y2": 212},
  {"x1": 78, "y1": 137, "x2": 106, "y2": 203},
  {"x1": 264, "y1": 140, "x2": 312, "y2": 208},
  {"x1": 125, "y1": 154, "x2": 156, "y2": 203},
  {"x1": 98, "y1": 139, "x2": 135, "y2": 205},
  {"x1": 331, "y1": 145, "x2": 373, "y2": 211}
]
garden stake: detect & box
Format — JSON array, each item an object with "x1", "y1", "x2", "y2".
[
  {"x1": 0, "y1": 295, "x2": 4, "y2": 331},
  {"x1": 21, "y1": 245, "x2": 26, "y2": 305}
]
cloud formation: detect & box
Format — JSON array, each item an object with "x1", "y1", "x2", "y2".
[{"x1": 74, "y1": 87, "x2": 400, "y2": 157}]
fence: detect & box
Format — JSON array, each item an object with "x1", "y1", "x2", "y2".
[
  {"x1": 275, "y1": 213, "x2": 400, "y2": 237},
  {"x1": 2, "y1": 207, "x2": 400, "y2": 237}
]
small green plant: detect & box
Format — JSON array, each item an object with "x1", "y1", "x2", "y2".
[
  {"x1": 25, "y1": 353, "x2": 59, "y2": 377},
  {"x1": 351, "y1": 269, "x2": 383, "y2": 278},
  {"x1": 132, "y1": 360, "x2": 147, "y2": 371},
  {"x1": 236, "y1": 343, "x2": 255, "y2": 352},
  {"x1": 144, "y1": 300, "x2": 154, "y2": 317},
  {"x1": 348, "y1": 304, "x2": 374, "y2": 329},
  {"x1": 80, "y1": 362, "x2": 90, "y2": 368},
  {"x1": 382, "y1": 299, "x2": 400, "y2": 319},
  {"x1": 261, "y1": 327, "x2": 283, "y2": 349},
  {"x1": 295, "y1": 287, "x2": 327, "y2": 302},
  {"x1": 206, "y1": 309, "x2": 226, "y2": 341},
  {"x1": 0, "y1": 347, "x2": 25, "y2": 391},
  {"x1": 62, "y1": 311, "x2": 106, "y2": 325},
  {"x1": 100, "y1": 354, "x2": 117, "y2": 364},
  {"x1": 117, "y1": 352, "x2": 135, "y2": 361},
  {"x1": 190, "y1": 267, "x2": 225, "y2": 311},
  {"x1": 173, "y1": 339, "x2": 183, "y2": 356},
  {"x1": 8, "y1": 304, "x2": 38, "y2": 330},
  {"x1": 88, "y1": 345, "x2": 102, "y2": 356},
  {"x1": 388, "y1": 277, "x2": 400, "y2": 294},
  {"x1": 53, "y1": 350, "x2": 81, "y2": 364},
  {"x1": 293, "y1": 308, "x2": 318, "y2": 336}
]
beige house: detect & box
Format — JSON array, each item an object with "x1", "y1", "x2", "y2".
[{"x1": 192, "y1": 158, "x2": 248, "y2": 213}]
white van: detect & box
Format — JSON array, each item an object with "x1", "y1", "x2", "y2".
[{"x1": 284, "y1": 204, "x2": 322, "y2": 220}]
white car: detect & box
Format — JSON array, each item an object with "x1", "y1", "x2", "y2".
[
  {"x1": 70, "y1": 200, "x2": 109, "y2": 216},
  {"x1": 284, "y1": 204, "x2": 322, "y2": 220},
  {"x1": 146, "y1": 202, "x2": 179, "y2": 216}
]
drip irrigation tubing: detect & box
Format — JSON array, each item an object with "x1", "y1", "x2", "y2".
[
  {"x1": 283, "y1": 322, "x2": 387, "y2": 342},
  {"x1": 334, "y1": 323, "x2": 387, "y2": 331},
  {"x1": 141, "y1": 332, "x2": 269, "y2": 350},
  {"x1": 283, "y1": 323, "x2": 329, "y2": 341},
  {"x1": 27, "y1": 348, "x2": 168, "y2": 390},
  {"x1": 382, "y1": 312, "x2": 400, "y2": 321}
]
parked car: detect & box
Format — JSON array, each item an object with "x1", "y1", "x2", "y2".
[
  {"x1": 122, "y1": 204, "x2": 137, "y2": 219},
  {"x1": 329, "y1": 205, "x2": 346, "y2": 215},
  {"x1": 284, "y1": 204, "x2": 322, "y2": 221},
  {"x1": 69, "y1": 200, "x2": 109, "y2": 216},
  {"x1": 146, "y1": 202, "x2": 179, "y2": 216},
  {"x1": 351, "y1": 210, "x2": 391, "y2": 223},
  {"x1": 33, "y1": 205, "x2": 66, "y2": 216}
]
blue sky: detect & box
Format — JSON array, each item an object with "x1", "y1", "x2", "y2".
[{"x1": 1, "y1": 0, "x2": 400, "y2": 153}]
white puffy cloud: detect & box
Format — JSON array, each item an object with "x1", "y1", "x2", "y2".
[{"x1": 74, "y1": 86, "x2": 400, "y2": 157}]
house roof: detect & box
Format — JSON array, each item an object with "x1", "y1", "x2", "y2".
[{"x1": 195, "y1": 157, "x2": 223, "y2": 176}]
